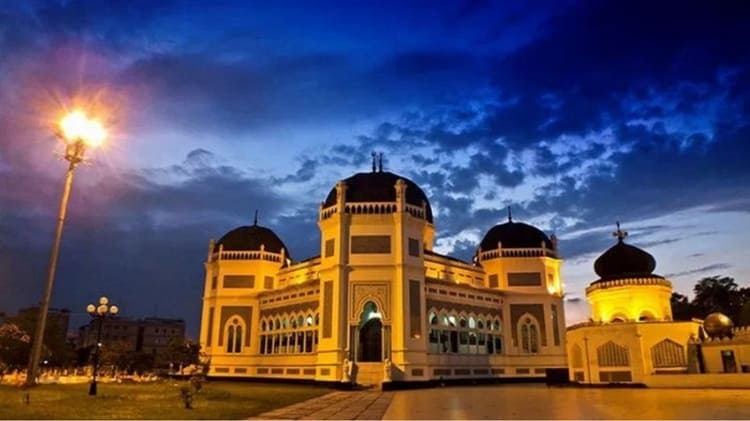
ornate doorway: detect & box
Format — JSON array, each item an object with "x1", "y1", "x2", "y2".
[{"x1": 357, "y1": 301, "x2": 383, "y2": 362}]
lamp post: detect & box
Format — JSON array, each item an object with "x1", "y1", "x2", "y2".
[
  {"x1": 25, "y1": 111, "x2": 106, "y2": 387},
  {"x1": 86, "y1": 296, "x2": 119, "y2": 396}
]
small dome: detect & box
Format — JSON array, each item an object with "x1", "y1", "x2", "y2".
[
  {"x1": 215, "y1": 224, "x2": 289, "y2": 257},
  {"x1": 704, "y1": 312, "x2": 734, "y2": 338},
  {"x1": 480, "y1": 221, "x2": 553, "y2": 251},
  {"x1": 593, "y1": 240, "x2": 658, "y2": 281},
  {"x1": 323, "y1": 171, "x2": 433, "y2": 222}
]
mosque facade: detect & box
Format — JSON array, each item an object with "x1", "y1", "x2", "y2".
[{"x1": 198, "y1": 164, "x2": 567, "y2": 385}]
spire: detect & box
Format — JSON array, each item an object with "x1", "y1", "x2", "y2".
[
  {"x1": 378, "y1": 152, "x2": 383, "y2": 172},
  {"x1": 507, "y1": 205, "x2": 513, "y2": 222},
  {"x1": 254, "y1": 209, "x2": 259, "y2": 226},
  {"x1": 371, "y1": 152, "x2": 377, "y2": 173},
  {"x1": 612, "y1": 221, "x2": 628, "y2": 242}
]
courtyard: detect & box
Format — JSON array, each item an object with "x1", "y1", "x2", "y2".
[{"x1": 383, "y1": 384, "x2": 750, "y2": 420}]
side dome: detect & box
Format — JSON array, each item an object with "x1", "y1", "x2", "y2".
[
  {"x1": 593, "y1": 238, "x2": 658, "y2": 282},
  {"x1": 480, "y1": 221, "x2": 553, "y2": 251},
  {"x1": 215, "y1": 224, "x2": 289, "y2": 257},
  {"x1": 704, "y1": 312, "x2": 733, "y2": 338},
  {"x1": 322, "y1": 171, "x2": 433, "y2": 222}
]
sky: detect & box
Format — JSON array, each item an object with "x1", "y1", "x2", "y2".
[{"x1": 1, "y1": 0, "x2": 749, "y2": 338}]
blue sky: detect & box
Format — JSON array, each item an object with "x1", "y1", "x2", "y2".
[{"x1": 1, "y1": 0, "x2": 749, "y2": 336}]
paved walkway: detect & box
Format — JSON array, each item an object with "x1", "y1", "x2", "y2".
[
  {"x1": 383, "y1": 384, "x2": 750, "y2": 420},
  {"x1": 252, "y1": 390, "x2": 394, "y2": 420}
]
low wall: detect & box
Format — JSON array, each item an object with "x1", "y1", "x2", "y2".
[{"x1": 645, "y1": 373, "x2": 750, "y2": 389}]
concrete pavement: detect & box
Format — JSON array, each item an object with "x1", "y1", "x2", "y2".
[{"x1": 251, "y1": 390, "x2": 393, "y2": 420}]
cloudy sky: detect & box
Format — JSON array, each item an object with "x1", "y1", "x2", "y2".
[{"x1": 1, "y1": 0, "x2": 749, "y2": 337}]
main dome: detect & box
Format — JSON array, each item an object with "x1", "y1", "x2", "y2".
[
  {"x1": 215, "y1": 224, "x2": 289, "y2": 257},
  {"x1": 593, "y1": 240, "x2": 658, "y2": 282},
  {"x1": 323, "y1": 171, "x2": 433, "y2": 222},
  {"x1": 480, "y1": 221, "x2": 553, "y2": 250}
]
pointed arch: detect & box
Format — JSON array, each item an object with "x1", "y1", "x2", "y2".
[
  {"x1": 639, "y1": 310, "x2": 656, "y2": 322},
  {"x1": 517, "y1": 313, "x2": 540, "y2": 353},
  {"x1": 224, "y1": 316, "x2": 245, "y2": 353},
  {"x1": 651, "y1": 339, "x2": 686, "y2": 367},
  {"x1": 597, "y1": 341, "x2": 630, "y2": 367}
]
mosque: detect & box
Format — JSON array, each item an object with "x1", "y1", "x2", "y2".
[
  {"x1": 198, "y1": 161, "x2": 568, "y2": 385},
  {"x1": 566, "y1": 225, "x2": 750, "y2": 387}
]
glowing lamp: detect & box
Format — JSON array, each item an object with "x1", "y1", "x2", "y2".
[{"x1": 60, "y1": 111, "x2": 106, "y2": 147}]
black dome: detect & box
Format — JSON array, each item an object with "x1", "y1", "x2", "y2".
[
  {"x1": 215, "y1": 224, "x2": 289, "y2": 257},
  {"x1": 593, "y1": 240, "x2": 658, "y2": 281},
  {"x1": 480, "y1": 221, "x2": 553, "y2": 250},
  {"x1": 323, "y1": 171, "x2": 433, "y2": 222}
]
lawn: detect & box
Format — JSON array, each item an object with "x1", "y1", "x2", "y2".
[{"x1": 0, "y1": 380, "x2": 332, "y2": 419}]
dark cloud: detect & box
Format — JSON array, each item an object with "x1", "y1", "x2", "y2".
[
  {"x1": 0, "y1": 149, "x2": 294, "y2": 336},
  {"x1": 665, "y1": 263, "x2": 733, "y2": 279}
]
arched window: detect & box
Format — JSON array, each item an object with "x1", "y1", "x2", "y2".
[
  {"x1": 639, "y1": 311, "x2": 655, "y2": 322},
  {"x1": 428, "y1": 312, "x2": 439, "y2": 353},
  {"x1": 226, "y1": 318, "x2": 243, "y2": 353},
  {"x1": 651, "y1": 339, "x2": 685, "y2": 368},
  {"x1": 597, "y1": 341, "x2": 629, "y2": 367},
  {"x1": 519, "y1": 316, "x2": 540, "y2": 353}
]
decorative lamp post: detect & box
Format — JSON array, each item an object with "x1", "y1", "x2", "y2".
[
  {"x1": 86, "y1": 296, "x2": 119, "y2": 396},
  {"x1": 25, "y1": 111, "x2": 106, "y2": 387}
]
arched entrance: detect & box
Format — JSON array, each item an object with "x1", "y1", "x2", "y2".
[{"x1": 357, "y1": 301, "x2": 382, "y2": 362}]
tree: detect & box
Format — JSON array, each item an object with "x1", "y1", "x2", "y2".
[
  {"x1": 99, "y1": 340, "x2": 134, "y2": 371},
  {"x1": 155, "y1": 337, "x2": 200, "y2": 370},
  {"x1": 0, "y1": 323, "x2": 31, "y2": 370},
  {"x1": 3, "y1": 311, "x2": 75, "y2": 367},
  {"x1": 670, "y1": 292, "x2": 698, "y2": 321},
  {"x1": 692, "y1": 276, "x2": 745, "y2": 321},
  {"x1": 739, "y1": 300, "x2": 750, "y2": 327}
]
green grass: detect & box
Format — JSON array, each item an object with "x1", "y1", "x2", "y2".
[{"x1": 0, "y1": 380, "x2": 332, "y2": 419}]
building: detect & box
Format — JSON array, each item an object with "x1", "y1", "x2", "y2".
[
  {"x1": 199, "y1": 165, "x2": 567, "y2": 385},
  {"x1": 16, "y1": 307, "x2": 71, "y2": 342},
  {"x1": 78, "y1": 317, "x2": 185, "y2": 357},
  {"x1": 564, "y1": 224, "x2": 732, "y2": 386}
]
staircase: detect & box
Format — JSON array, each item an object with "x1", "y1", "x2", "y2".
[{"x1": 354, "y1": 362, "x2": 383, "y2": 387}]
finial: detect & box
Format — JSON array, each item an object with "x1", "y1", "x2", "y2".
[
  {"x1": 371, "y1": 152, "x2": 377, "y2": 173},
  {"x1": 254, "y1": 209, "x2": 259, "y2": 226},
  {"x1": 507, "y1": 206, "x2": 513, "y2": 222},
  {"x1": 613, "y1": 221, "x2": 628, "y2": 242},
  {"x1": 378, "y1": 152, "x2": 383, "y2": 172}
]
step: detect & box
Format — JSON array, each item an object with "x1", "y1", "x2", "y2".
[{"x1": 354, "y1": 362, "x2": 384, "y2": 386}]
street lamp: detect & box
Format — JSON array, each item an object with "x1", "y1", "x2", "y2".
[
  {"x1": 86, "y1": 296, "x2": 119, "y2": 396},
  {"x1": 25, "y1": 111, "x2": 106, "y2": 387}
]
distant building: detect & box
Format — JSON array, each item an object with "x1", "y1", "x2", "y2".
[
  {"x1": 17, "y1": 307, "x2": 71, "y2": 341},
  {"x1": 77, "y1": 317, "x2": 185, "y2": 356}
]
